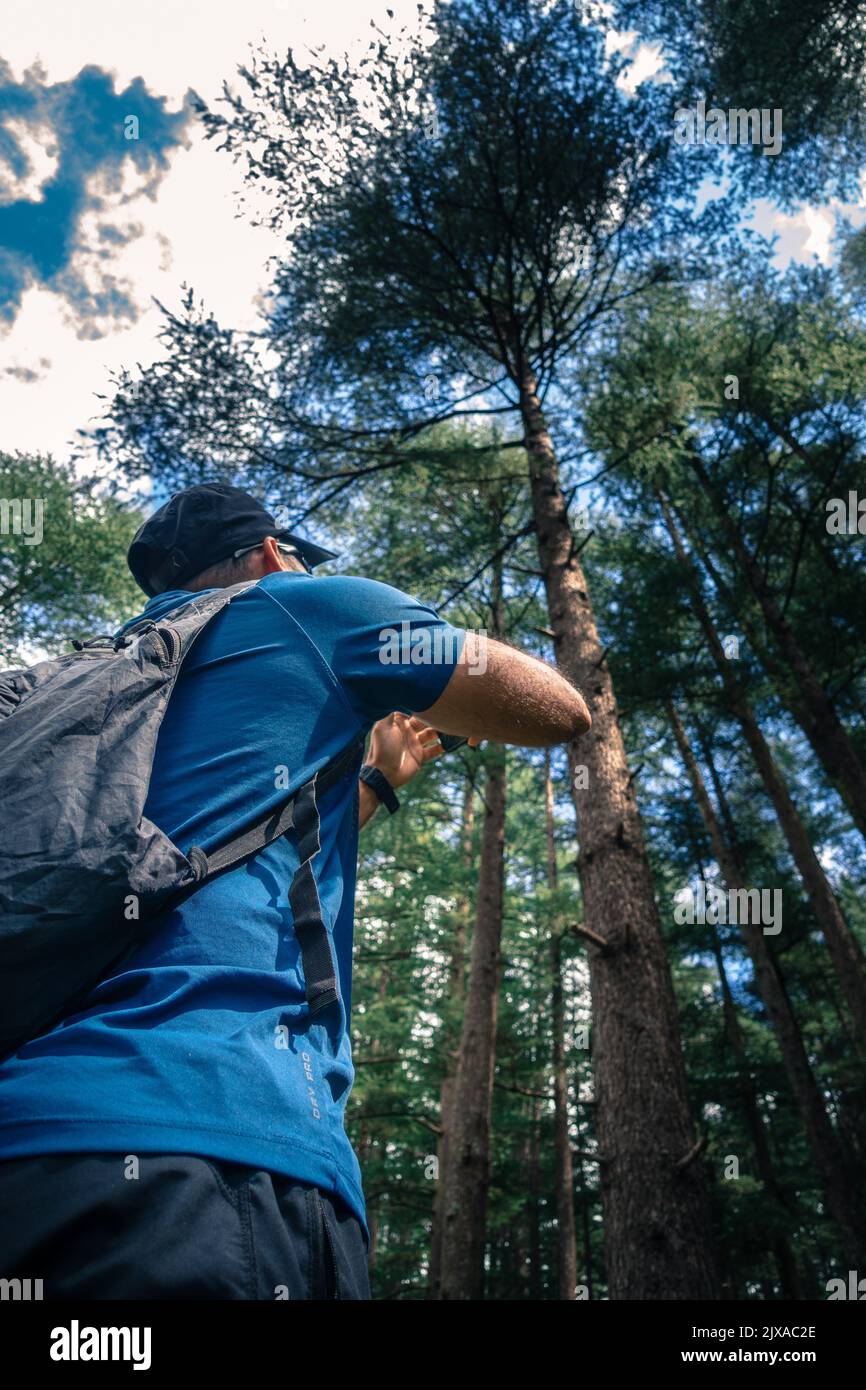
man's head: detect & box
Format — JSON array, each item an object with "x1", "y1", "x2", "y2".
[
  {"x1": 127, "y1": 483, "x2": 338, "y2": 597},
  {"x1": 183, "y1": 536, "x2": 308, "y2": 592}
]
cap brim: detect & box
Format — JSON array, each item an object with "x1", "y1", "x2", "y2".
[{"x1": 277, "y1": 530, "x2": 339, "y2": 568}]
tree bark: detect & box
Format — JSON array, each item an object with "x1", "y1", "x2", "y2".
[
  {"x1": 526, "y1": 1088, "x2": 543, "y2": 1299},
  {"x1": 438, "y1": 749, "x2": 507, "y2": 1298},
  {"x1": 546, "y1": 752, "x2": 579, "y2": 1299},
  {"x1": 428, "y1": 774, "x2": 475, "y2": 1298},
  {"x1": 357, "y1": 963, "x2": 392, "y2": 1281},
  {"x1": 664, "y1": 694, "x2": 866, "y2": 1266},
  {"x1": 576, "y1": 1153, "x2": 594, "y2": 1300},
  {"x1": 660, "y1": 492, "x2": 866, "y2": 1049},
  {"x1": 519, "y1": 368, "x2": 720, "y2": 1299}
]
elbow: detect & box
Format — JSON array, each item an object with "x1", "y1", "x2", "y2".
[
  {"x1": 571, "y1": 694, "x2": 592, "y2": 739},
  {"x1": 547, "y1": 691, "x2": 591, "y2": 745}
]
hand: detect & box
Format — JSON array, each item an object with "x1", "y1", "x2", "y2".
[
  {"x1": 366, "y1": 713, "x2": 445, "y2": 790},
  {"x1": 359, "y1": 715, "x2": 481, "y2": 829}
]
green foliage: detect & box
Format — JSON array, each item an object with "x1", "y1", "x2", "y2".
[
  {"x1": 24, "y1": 0, "x2": 866, "y2": 1298},
  {"x1": 616, "y1": 0, "x2": 866, "y2": 205},
  {"x1": 92, "y1": 0, "x2": 727, "y2": 496},
  {"x1": 0, "y1": 454, "x2": 145, "y2": 665}
]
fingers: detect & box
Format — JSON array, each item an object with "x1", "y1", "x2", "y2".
[
  {"x1": 378, "y1": 713, "x2": 481, "y2": 764},
  {"x1": 372, "y1": 712, "x2": 401, "y2": 734},
  {"x1": 410, "y1": 719, "x2": 443, "y2": 760},
  {"x1": 391, "y1": 712, "x2": 442, "y2": 760}
]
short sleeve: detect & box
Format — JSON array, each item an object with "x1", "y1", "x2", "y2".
[{"x1": 270, "y1": 574, "x2": 466, "y2": 728}]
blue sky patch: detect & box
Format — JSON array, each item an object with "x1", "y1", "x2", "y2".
[{"x1": 0, "y1": 60, "x2": 192, "y2": 335}]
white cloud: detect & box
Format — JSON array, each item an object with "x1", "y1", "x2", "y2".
[
  {"x1": 0, "y1": 132, "x2": 289, "y2": 460},
  {"x1": 0, "y1": 117, "x2": 59, "y2": 203},
  {"x1": 617, "y1": 41, "x2": 666, "y2": 95},
  {"x1": 0, "y1": 0, "x2": 427, "y2": 461},
  {"x1": 751, "y1": 190, "x2": 866, "y2": 268},
  {"x1": 605, "y1": 28, "x2": 638, "y2": 59},
  {"x1": 605, "y1": 27, "x2": 668, "y2": 95},
  {"x1": 1, "y1": 0, "x2": 425, "y2": 103},
  {"x1": 1, "y1": 0, "x2": 863, "y2": 466}
]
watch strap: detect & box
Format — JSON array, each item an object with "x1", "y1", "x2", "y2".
[{"x1": 359, "y1": 764, "x2": 400, "y2": 814}]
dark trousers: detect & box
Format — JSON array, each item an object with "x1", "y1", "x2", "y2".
[{"x1": 0, "y1": 1152, "x2": 370, "y2": 1300}]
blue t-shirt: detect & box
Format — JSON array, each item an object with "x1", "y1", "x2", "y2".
[{"x1": 0, "y1": 572, "x2": 464, "y2": 1232}]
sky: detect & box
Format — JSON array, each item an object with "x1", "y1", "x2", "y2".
[
  {"x1": 0, "y1": 0, "x2": 863, "y2": 466},
  {"x1": 0, "y1": 0, "x2": 426, "y2": 464}
]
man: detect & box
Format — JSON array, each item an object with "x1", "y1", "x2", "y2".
[{"x1": 0, "y1": 482, "x2": 590, "y2": 1300}]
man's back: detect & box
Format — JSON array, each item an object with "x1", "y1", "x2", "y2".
[{"x1": 0, "y1": 570, "x2": 463, "y2": 1230}]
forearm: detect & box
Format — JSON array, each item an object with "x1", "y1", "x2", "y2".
[
  {"x1": 418, "y1": 635, "x2": 591, "y2": 748},
  {"x1": 359, "y1": 780, "x2": 381, "y2": 830}
]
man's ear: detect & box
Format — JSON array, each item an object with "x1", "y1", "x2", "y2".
[{"x1": 260, "y1": 536, "x2": 290, "y2": 574}]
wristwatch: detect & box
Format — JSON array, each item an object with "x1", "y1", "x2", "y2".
[{"x1": 359, "y1": 764, "x2": 400, "y2": 814}]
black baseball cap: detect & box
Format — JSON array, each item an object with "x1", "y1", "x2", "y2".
[{"x1": 127, "y1": 482, "x2": 339, "y2": 597}]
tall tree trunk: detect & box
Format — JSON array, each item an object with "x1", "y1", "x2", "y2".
[
  {"x1": 665, "y1": 696, "x2": 866, "y2": 1266},
  {"x1": 711, "y1": 927, "x2": 804, "y2": 1300},
  {"x1": 687, "y1": 451, "x2": 866, "y2": 841},
  {"x1": 428, "y1": 774, "x2": 475, "y2": 1298},
  {"x1": 576, "y1": 1153, "x2": 594, "y2": 1300},
  {"x1": 659, "y1": 492, "x2": 866, "y2": 1048},
  {"x1": 438, "y1": 748, "x2": 507, "y2": 1298},
  {"x1": 526, "y1": 1090, "x2": 543, "y2": 1299},
  {"x1": 519, "y1": 368, "x2": 719, "y2": 1299},
  {"x1": 668, "y1": 703, "x2": 803, "y2": 1297},
  {"x1": 439, "y1": 563, "x2": 507, "y2": 1300},
  {"x1": 546, "y1": 751, "x2": 578, "y2": 1299}
]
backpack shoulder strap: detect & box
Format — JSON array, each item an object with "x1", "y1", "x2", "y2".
[
  {"x1": 194, "y1": 734, "x2": 364, "y2": 880},
  {"x1": 179, "y1": 733, "x2": 366, "y2": 1016}
]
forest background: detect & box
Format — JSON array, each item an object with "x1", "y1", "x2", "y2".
[{"x1": 3, "y1": 0, "x2": 866, "y2": 1300}]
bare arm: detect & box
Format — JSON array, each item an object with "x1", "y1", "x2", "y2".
[
  {"x1": 358, "y1": 638, "x2": 590, "y2": 828},
  {"x1": 415, "y1": 633, "x2": 590, "y2": 748}
]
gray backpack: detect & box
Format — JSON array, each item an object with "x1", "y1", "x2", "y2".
[{"x1": 0, "y1": 582, "x2": 363, "y2": 1058}]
